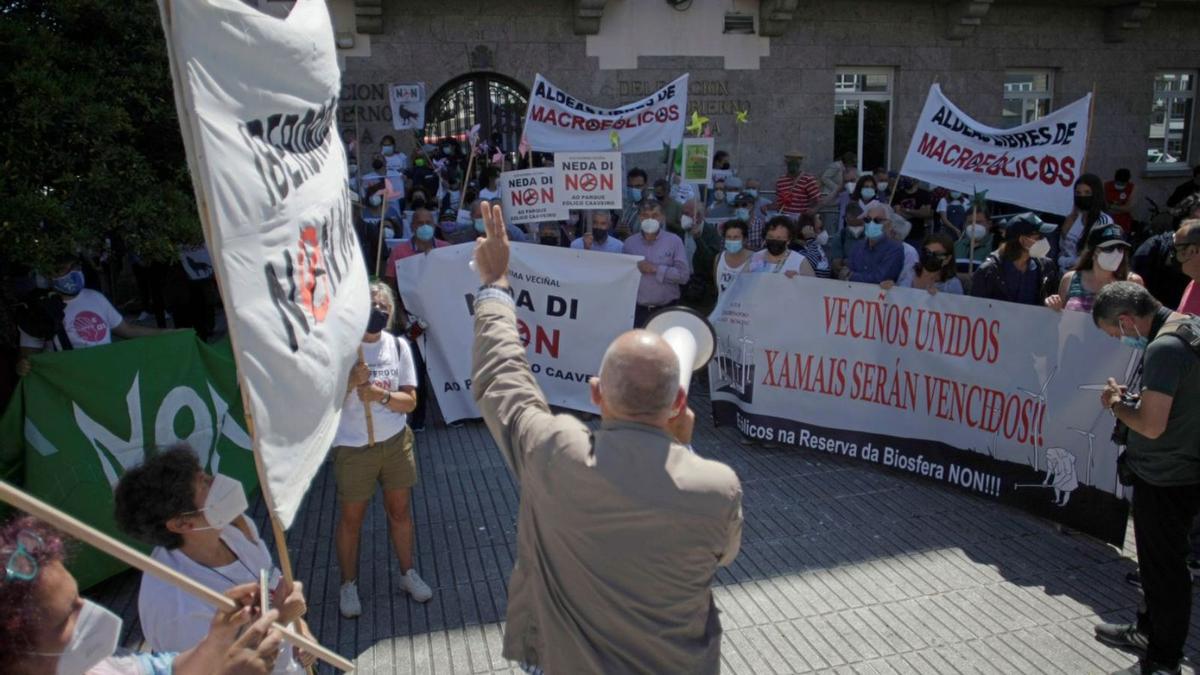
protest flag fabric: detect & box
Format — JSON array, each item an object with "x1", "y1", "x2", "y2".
[
  {"x1": 523, "y1": 73, "x2": 688, "y2": 154},
  {"x1": 0, "y1": 333, "x2": 258, "y2": 589},
  {"x1": 157, "y1": 0, "x2": 370, "y2": 528},
  {"x1": 899, "y1": 84, "x2": 1092, "y2": 215}
]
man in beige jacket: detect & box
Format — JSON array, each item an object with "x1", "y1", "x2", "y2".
[{"x1": 470, "y1": 202, "x2": 744, "y2": 675}]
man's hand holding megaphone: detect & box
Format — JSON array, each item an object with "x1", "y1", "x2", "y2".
[{"x1": 474, "y1": 201, "x2": 511, "y2": 287}]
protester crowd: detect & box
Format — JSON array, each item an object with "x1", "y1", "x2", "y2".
[{"x1": 3, "y1": 132, "x2": 1200, "y2": 675}]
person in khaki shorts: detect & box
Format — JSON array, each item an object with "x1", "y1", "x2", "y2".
[{"x1": 331, "y1": 282, "x2": 432, "y2": 618}]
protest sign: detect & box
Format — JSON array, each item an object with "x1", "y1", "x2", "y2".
[
  {"x1": 0, "y1": 332, "x2": 257, "y2": 589},
  {"x1": 389, "y1": 82, "x2": 426, "y2": 131},
  {"x1": 523, "y1": 73, "x2": 688, "y2": 153},
  {"x1": 555, "y1": 151, "x2": 623, "y2": 209},
  {"x1": 710, "y1": 274, "x2": 1132, "y2": 545},
  {"x1": 682, "y1": 137, "x2": 714, "y2": 184},
  {"x1": 158, "y1": 0, "x2": 370, "y2": 528},
  {"x1": 499, "y1": 167, "x2": 569, "y2": 225},
  {"x1": 394, "y1": 244, "x2": 641, "y2": 421},
  {"x1": 899, "y1": 84, "x2": 1092, "y2": 215}
]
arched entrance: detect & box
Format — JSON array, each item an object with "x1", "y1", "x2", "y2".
[{"x1": 424, "y1": 73, "x2": 529, "y2": 154}]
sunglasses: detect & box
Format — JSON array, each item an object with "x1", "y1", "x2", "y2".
[
  {"x1": 866, "y1": 217, "x2": 889, "y2": 225},
  {"x1": 5, "y1": 530, "x2": 45, "y2": 582}
]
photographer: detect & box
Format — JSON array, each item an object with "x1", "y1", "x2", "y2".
[{"x1": 1090, "y1": 282, "x2": 1200, "y2": 675}]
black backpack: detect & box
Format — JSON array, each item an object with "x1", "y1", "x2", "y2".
[{"x1": 13, "y1": 289, "x2": 72, "y2": 350}]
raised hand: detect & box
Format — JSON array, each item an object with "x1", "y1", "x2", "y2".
[{"x1": 474, "y1": 201, "x2": 510, "y2": 285}]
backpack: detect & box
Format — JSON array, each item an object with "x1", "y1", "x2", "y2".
[{"x1": 13, "y1": 289, "x2": 73, "y2": 350}]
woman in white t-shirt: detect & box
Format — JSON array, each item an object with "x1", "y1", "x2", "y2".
[
  {"x1": 935, "y1": 190, "x2": 969, "y2": 237},
  {"x1": 330, "y1": 282, "x2": 432, "y2": 618},
  {"x1": 113, "y1": 447, "x2": 314, "y2": 673},
  {"x1": 747, "y1": 217, "x2": 815, "y2": 277},
  {"x1": 477, "y1": 166, "x2": 502, "y2": 202},
  {"x1": 714, "y1": 219, "x2": 752, "y2": 298}
]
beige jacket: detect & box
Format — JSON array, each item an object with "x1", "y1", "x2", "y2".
[{"x1": 472, "y1": 295, "x2": 743, "y2": 675}]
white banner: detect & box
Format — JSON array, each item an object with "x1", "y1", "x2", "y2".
[
  {"x1": 499, "y1": 167, "x2": 568, "y2": 225},
  {"x1": 710, "y1": 274, "x2": 1132, "y2": 544},
  {"x1": 899, "y1": 84, "x2": 1092, "y2": 215},
  {"x1": 389, "y1": 82, "x2": 425, "y2": 131},
  {"x1": 555, "y1": 152, "x2": 623, "y2": 210},
  {"x1": 523, "y1": 73, "x2": 688, "y2": 153},
  {"x1": 395, "y1": 244, "x2": 641, "y2": 422},
  {"x1": 158, "y1": 0, "x2": 370, "y2": 527}
]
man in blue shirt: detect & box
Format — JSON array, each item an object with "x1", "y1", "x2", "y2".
[{"x1": 844, "y1": 203, "x2": 905, "y2": 284}]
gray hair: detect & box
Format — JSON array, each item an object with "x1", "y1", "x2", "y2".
[
  {"x1": 598, "y1": 333, "x2": 680, "y2": 419},
  {"x1": 370, "y1": 281, "x2": 396, "y2": 330},
  {"x1": 1092, "y1": 281, "x2": 1161, "y2": 327}
]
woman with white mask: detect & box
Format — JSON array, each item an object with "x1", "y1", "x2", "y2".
[
  {"x1": 953, "y1": 208, "x2": 996, "y2": 272},
  {"x1": 0, "y1": 515, "x2": 285, "y2": 675},
  {"x1": 969, "y1": 213, "x2": 1062, "y2": 306},
  {"x1": 1045, "y1": 225, "x2": 1144, "y2": 312},
  {"x1": 114, "y1": 448, "x2": 314, "y2": 673}
]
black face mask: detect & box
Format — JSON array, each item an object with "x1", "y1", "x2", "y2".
[
  {"x1": 1074, "y1": 195, "x2": 1094, "y2": 211},
  {"x1": 366, "y1": 308, "x2": 389, "y2": 334},
  {"x1": 540, "y1": 236, "x2": 559, "y2": 246},
  {"x1": 920, "y1": 249, "x2": 946, "y2": 272},
  {"x1": 593, "y1": 228, "x2": 609, "y2": 243},
  {"x1": 765, "y1": 239, "x2": 788, "y2": 256}
]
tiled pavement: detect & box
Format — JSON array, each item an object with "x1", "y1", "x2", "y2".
[{"x1": 91, "y1": 389, "x2": 1200, "y2": 674}]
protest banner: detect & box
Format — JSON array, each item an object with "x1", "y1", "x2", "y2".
[
  {"x1": 394, "y1": 244, "x2": 641, "y2": 421},
  {"x1": 523, "y1": 73, "x2": 688, "y2": 153},
  {"x1": 499, "y1": 167, "x2": 569, "y2": 225},
  {"x1": 709, "y1": 274, "x2": 1133, "y2": 545},
  {"x1": 681, "y1": 137, "x2": 714, "y2": 185},
  {"x1": 555, "y1": 151, "x2": 623, "y2": 210},
  {"x1": 158, "y1": 0, "x2": 370, "y2": 530},
  {"x1": 389, "y1": 82, "x2": 426, "y2": 131},
  {"x1": 899, "y1": 84, "x2": 1092, "y2": 215},
  {"x1": 0, "y1": 332, "x2": 257, "y2": 589}
]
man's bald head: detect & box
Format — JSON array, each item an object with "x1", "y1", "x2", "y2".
[{"x1": 594, "y1": 330, "x2": 681, "y2": 421}]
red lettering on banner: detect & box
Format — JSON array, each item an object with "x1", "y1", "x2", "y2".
[{"x1": 296, "y1": 226, "x2": 330, "y2": 322}]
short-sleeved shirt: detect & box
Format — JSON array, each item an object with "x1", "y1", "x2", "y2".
[
  {"x1": 569, "y1": 235, "x2": 624, "y2": 253},
  {"x1": 747, "y1": 249, "x2": 806, "y2": 274},
  {"x1": 384, "y1": 239, "x2": 450, "y2": 279},
  {"x1": 18, "y1": 289, "x2": 124, "y2": 351},
  {"x1": 895, "y1": 188, "x2": 934, "y2": 239},
  {"x1": 1179, "y1": 280, "x2": 1200, "y2": 314},
  {"x1": 334, "y1": 333, "x2": 418, "y2": 448},
  {"x1": 1127, "y1": 310, "x2": 1200, "y2": 486},
  {"x1": 774, "y1": 173, "x2": 821, "y2": 217},
  {"x1": 1000, "y1": 259, "x2": 1041, "y2": 305}
]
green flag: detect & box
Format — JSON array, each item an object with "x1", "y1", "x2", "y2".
[{"x1": 0, "y1": 331, "x2": 259, "y2": 589}]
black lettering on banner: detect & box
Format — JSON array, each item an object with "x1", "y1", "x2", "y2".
[
  {"x1": 236, "y1": 96, "x2": 339, "y2": 208},
  {"x1": 265, "y1": 252, "x2": 310, "y2": 353}
]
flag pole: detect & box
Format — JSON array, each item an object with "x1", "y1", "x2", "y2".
[
  {"x1": 359, "y1": 346, "x2": 375, "y2": 446},
  {"x1": 0, "y1": 480, "x2": 355, "y2": 673}
]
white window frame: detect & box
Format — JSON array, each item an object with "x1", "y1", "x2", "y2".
[
  {"x1": 1002, "y1": 70, "x2": 1054, "y2": 128},
  {"x1": 1146, "y1": 71, "x2": 1195, "y2": 171},
  {"x1": 834, "y1": 67, "x2": 894, "y2": 173}
]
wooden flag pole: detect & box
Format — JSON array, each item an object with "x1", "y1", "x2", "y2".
[
  {"x1": 374, "y1": 182, "x2": 388, "y2": 278},
  {"x1": 457, "y1": 147, "x2": 478, "y2": 215},
  {"x1": 359, "y1": 346, "x2": 375, "y2": 446},
  {"x1": 0, "y1": 480, "x2": 355, "y2": 673}
]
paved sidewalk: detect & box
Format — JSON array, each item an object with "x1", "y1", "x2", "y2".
[{"x1": 92, "y1": 390, "x2": 1199, "y2": 674}]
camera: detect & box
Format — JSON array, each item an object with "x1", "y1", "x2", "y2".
[{"x1": 1110, "y1": 391, "x2": 1139, "y2": 446}]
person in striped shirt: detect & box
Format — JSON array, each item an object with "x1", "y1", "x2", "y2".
[{"x1": 770, "y1": 151, "x2": 821, "y2": 220}]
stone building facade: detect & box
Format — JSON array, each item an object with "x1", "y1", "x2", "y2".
[{"x1": 324, "y1": 0, "x2": 1200, "y2": 212}]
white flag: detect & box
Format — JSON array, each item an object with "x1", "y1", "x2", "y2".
[{"x1": 158, "y1": 0, "x2": 370, "y2": 527}]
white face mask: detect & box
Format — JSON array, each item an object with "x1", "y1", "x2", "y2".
[
  {"x1": 1096, "y1": 249, "x2": 1125, "y2": 272},
  {"x1": 878, "y1": 181, "x2": 889, "y2": 192},
  {"x1": 640, "y1": 218, "x2": 661, "y2": 235},
  {"x1": 681, "y1": 215, "x2": 695, "y2": 230},
  {"x1": 847, "y1": 225, "x2": 865, "y2": 237},
  {"x1": 814, "y1": 230, "x2": 830, "y2": 247},
  {"x1": 1027, "y1": 238, "x2": 1051, "y2": 259},
  {"x1": 190, "y1": 474, "x2": 248, "y2": 531},
  {"x1": 966, "y1": 224, "x2": 988, "y2": 241},
  {"x1": 844, "y1": 181, "x2": 856, "y2": 192},
  {"x1": 39, "y1": 600, "x2": 122, "y2": 675}
]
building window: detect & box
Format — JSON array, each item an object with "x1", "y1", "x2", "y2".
[
  {"x1": 1002, "y1": 70, "x2": 1053, "y2": 128},
  {"x1": 834, "y1": 69, "x2": 892, "y2": 173},
  {"x1": 1147, "y1": 72, "x2": 1194, "y2": 169},
  {"x1": 425, "y1": 73, "x2": 529, "y2": 157}
]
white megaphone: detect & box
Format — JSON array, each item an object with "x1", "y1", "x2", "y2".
[{"x1": 644, "y1": 307, "x2": 717, "y2": 394}]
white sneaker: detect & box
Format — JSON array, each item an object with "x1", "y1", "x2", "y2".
[
  {"x1": 339, "y1": 580, "x2": 362, "y2": 618},
  {"x1": 400, "y1": 569, "x2": 433, "y2": 602}
]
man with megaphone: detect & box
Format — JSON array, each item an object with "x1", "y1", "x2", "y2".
[{"x1": 469, "y1": 201, "x2": 743, "y2": 675}]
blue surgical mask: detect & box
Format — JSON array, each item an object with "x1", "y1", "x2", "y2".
[
  {"x1": 474, "y1": 218, "x2": 486, "y2": 234},
  {"x1": 416, "y1": 224, "x2": 435, "y2": 241},
  {"x1": 861, "y1": 187, "x2": 877, "y2": 200},
  {"x1": 865, "y1": 221, "x2": 885, "y2": 239},
  {"x1": 381, "y1": 145, "x2": 395, "y2": 156},
  {"x1": 725, "y1": 239, "x2": 744, "y2": 253},
  {"x1": 726, "y1": 192, "x2": 737, "y2": 205},
  {"x1": 735, "y1": 208, "x2": 750, "y2": 221},
  {"x1": 627, "y1": 187, "x2": 643, "y2": 202},
  {"x1": 745, "y1": 189, "x2": 758, "y2": 197},
  {"x1": 51, "y1": 269, "x2": 85, "y2": 296},
  {"x1": 1119, "y1": 320, "x2": 1148, "y2": 351}
]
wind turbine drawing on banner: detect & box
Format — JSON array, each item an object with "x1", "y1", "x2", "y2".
[
  {"x1": 1018, "y1": 366, "x2": 1058, "y2": 471},
  {"x1": 1067, "y1": 423, "x2": 1099, "y2": 485}
]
